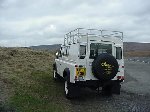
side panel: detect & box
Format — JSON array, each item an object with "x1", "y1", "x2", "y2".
[
  {"x1": 55, "y1": 59, "x2": 61, "y2": 74},
  {"x1": 68, "y1": 44, "x2": 79, "y2": 60},
  {"x1": 55, "y1": 59, "x2": 76, "y2": 83},
  {"x1": 112, "y1": 45, "x2": 124, "y2": 80}
]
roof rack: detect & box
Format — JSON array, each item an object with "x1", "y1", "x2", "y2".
[{"x1": 64, "y1": 28, "x2": 123, "y2": 45}]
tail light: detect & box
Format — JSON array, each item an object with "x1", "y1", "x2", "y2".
[
  {"x1": 75, "y1": 65, "x2": 78, "y2": 67},
  {"x1": 75, "y1": 76, "x2": 78, "y2": 80},
  {"x1": 117, "y1": 76, "x2": 124, "y2": 80}
]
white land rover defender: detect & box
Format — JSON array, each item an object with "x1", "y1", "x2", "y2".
[{"x1": 53, "y1": 28, "x2": 124, "y2": 98}]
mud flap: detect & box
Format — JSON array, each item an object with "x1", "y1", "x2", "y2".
[
  {"x1": 66, "y1": 83, "x2": 81, "y2": 98},
  {"x1": 70, "y1": 84, "x2": 81, "y2": 97},
  {"x1": 112, "y1": 81, "x2": 121, "y2": 94},
  {"x1": 102, "y1": 81, "x2": 113, "y2": 96}
]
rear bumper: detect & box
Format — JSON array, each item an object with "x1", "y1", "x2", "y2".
[
  {"x1": 75, "y1": 79, "x2": 123, "y2": 88},
  {"x1": 75, "y1": 80, "x2": 122, "y2": 94}
]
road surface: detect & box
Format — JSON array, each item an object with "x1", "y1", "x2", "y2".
[
  {"x1": 123, "y1": 60, "x2": 150, "y2": 95},
  {"x1": 70, "y1": 60, "x2": 150, "y2": 112}
]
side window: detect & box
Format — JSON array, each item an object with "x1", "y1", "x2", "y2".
[
  {"x1": 61, "y1": 47, "x2": 64, "y2": 56},
  {"x1": 63, "y1": 47, "x2": 69, "y2": 56},
  {"x1": 116, "y1": 47, "x2": 122, "y2": 60},
  {"x1": 80, "y1": 45, "x2": 86, "y2": 59},
  {"x1": 65, "y1": 49, "x2": 69, "y2": 56}
]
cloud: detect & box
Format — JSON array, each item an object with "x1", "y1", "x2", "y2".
[{"x1": 0, "y1": 0, "x2": 150, "y2": 47}]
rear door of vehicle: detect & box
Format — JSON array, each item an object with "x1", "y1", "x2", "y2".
[{"x1": 85, "y1": 42, "x2": 113, "y2": 80}]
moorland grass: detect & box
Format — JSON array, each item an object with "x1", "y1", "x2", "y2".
[{"x1": 0, "y1": 48, "x2": 70, "y2": 112}]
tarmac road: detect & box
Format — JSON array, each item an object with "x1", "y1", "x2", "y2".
[
  {"x1": 71, "y1": 60, "x2": 150, "y2": 112},
  {"x1": 123, "y1": 60, "x2": 150, "y2": 95}
]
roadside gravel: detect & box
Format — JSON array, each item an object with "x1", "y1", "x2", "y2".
[
  {"x1": 70, "y1": 60, "x2": 150, "y2": 112},
  {"x1": 70, "y1": 87, "x2": 150, "y2": 112}
]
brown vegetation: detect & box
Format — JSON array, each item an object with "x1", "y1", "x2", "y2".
[{"x1": 124, "y1": 51, "x2": 150, "y2": 57}]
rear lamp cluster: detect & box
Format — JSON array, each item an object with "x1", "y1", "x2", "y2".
[
  {"x1": 117, "y1": 76, "x2": 124, "y2": 80},
  {"x1": 75, "y1": 65, "x2": 83, "y2": 67}
]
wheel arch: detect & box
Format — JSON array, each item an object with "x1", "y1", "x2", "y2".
[
  {"x1": 53, "y1": 63, "x2": 56, "y2": 70},
  {"x1": 63, "y1": 68, "x2": 70, "y2": 81}
]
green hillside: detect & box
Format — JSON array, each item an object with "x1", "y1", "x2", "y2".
[{"x1": 0, "y1": 47, "x2": 70, "y2": 112}]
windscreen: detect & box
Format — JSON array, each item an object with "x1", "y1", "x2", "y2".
[{"x1": 90, "y1": 43, "x2": 112, "y2": 59}]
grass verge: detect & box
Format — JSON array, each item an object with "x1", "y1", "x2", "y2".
[{"x1": 0, "y1": 48, "x2": 70, "y2": 112}]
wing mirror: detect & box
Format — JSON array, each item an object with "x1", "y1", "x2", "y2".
[{"x1": 55, "y1": 52, "x2": 59, "y2": 59}]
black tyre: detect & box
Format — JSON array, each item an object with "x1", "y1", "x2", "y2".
[
  {"x1": 64, "y1": 76, "x2": 80, "y2": 98},
  {"x1": 102, "y1": 83, "x2": 113, "y2": 96},
  {"x1": 112, "y1": 81, "x2": 121, "y2": 94},
  {"x1": 53, "y1": 63, "x2": 60, "y2": 81},
  {"x1": 92, "y1": 53, "x2": 119, "y2": 81},
  {"x1": 53, "y1": 70, "x2": 58, "y2": 80},
  {"x1": 64, "y1": 80, "x2": 72, "y2": 98}
]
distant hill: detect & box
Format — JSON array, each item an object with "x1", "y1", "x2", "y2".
[
  {"x1": 123, "y1": 42, "x2": 150, "y2": 52},
  {"x1": 30, "y1": 44, "x2": 61, "y2": 51},
  {"x1": 123, "y1": 42, "x2": 150, "y2": 57},
  {"x1": 29, "y1": 42, "x2": 150, "y2": 57}
]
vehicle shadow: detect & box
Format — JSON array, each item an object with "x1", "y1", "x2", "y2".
[{"x1": 55, "y1": 79, "x2": 150, "y2": 112}]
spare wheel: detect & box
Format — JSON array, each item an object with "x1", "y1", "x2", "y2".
[{"x1": 92, "y1": 53, "x2": 119, "y2": 81}]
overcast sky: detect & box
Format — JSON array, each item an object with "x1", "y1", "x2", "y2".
[{"x1": 0, "y1": 0, "x2": 150, "y2": 47}]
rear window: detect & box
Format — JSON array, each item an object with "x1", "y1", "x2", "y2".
[
  {"x1": 90, "y1": 43, "x2": 112, "y2": 59},
  {"x1": 116, "y1": 47, "x2": 122, "y2": 60}
]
